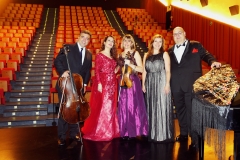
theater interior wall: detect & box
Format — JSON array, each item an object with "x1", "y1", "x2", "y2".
[
  {"x1": 142, "y1": 0, "x2": 240, "y2": 72},
  {"x1": 0, "y1": 0, "x2": 13, "y2": 15}
]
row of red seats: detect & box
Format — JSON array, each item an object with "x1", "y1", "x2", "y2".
[
  {"x1": 7, "y1": 3, "x2": 43, "y2": 8},
  {"x1": 59, "y1": 6, "x2": 102, "y2": 10},
  {"x1": 1, "y1": 3, "x2": 43, "y2": 28}
]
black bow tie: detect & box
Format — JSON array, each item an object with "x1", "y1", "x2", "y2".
[{"x1": 176, "y1": 42, "x2": 186, "y2": 48}]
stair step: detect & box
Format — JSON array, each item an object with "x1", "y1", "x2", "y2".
[
  {"x1": 9, "y1": 95, "x2": 49, "y2": 101},
  {"x1": 5, "y1": 101, "x2": 49, "y2": 106},
  {"x1": 18, "y1": 75, "x2": 51, "y2": 81},
  {"x1": 0, "y1": 124, "x2": 46, "y2": 128},
  {"x1": 24, "y1": 57, "x2": 53, "y2": 61},
  {"x1": 33, "y1": 38, "x2": 56, "y2": 40},
  {"x1": 27, "y1": 51, "x2": 54, "y2": 54},
  {"x1": 14, "y1": 87, "x2": 50, "y2": 92},
  {"x1": 32, "y1": 38, "x2": 55, "y2": 41},
  {"x1": 14, "y1": 80, "x2": 51, "y2": 85},
  {"x1": 9, "y1": 96, "x2": 49, "y2": 102},
  {"x1": 17, "y1": 76, "x2": 51, "y2": 80},
  {"x1": 29, "y1": 48, "x2": 54, "y2": 52},
  {"x1": 24, "y1": 60, "x2": 52, "y2": 64},
  {"x1": 13, "y1": 84, "x2": 50, "y2": 90},
  {"x1": 35, "y1": 34, "x2": 55, "y2": 36},
  {"x1": 21, "y1": 64, "x2": 52, "y2": 68},
  {"x1": 10, "y1": 90, "x2": 50, "y2": 96},
  {"x1": 20, "y1": 68, "x2": 52, "y2": 72},
  {"x1": 0, "y1": 114, "x2": 58, "y2": 128},
  {"x1": 27, "y1": 54, "x2": 54, "y2": 57},
  {"x1": 32, "y1": 40, "x2": 55, "y2": 43},
  {"x1": 19, "y1": 71, "x2": 52, "y2": 76},
  {"x1": 4, "y1": 104, "x2": 48, "y2": 110},
  {"x1": 26, "y1": 54, "x2": 54, "y2": 58},
  {"x1": 30, "y1": 45, "x2": 55, "y2": 49},
  {"x1": 3, "y1": 108, "x2": 48, "y2": 117},
  {"x1": 0, "y1": 116, "x2": 47, "y2": 127},
  {"x1": 0, "y1": 120, "x2": 46, "y2": 128}
]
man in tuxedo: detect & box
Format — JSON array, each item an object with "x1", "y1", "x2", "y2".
[
  {"x1": 54, "y1": 30, "x2": 92, "y2": 146},
  {"x1": 168, "y1": 27, "x2": 221, "y2": 147}
]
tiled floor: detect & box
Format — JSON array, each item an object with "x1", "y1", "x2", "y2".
[{"x1": 0, "y1": 120, "x2": 235, "y2": 160}]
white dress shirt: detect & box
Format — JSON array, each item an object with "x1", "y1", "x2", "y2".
[
  {"x1": 77, "y1": 43, "x2": 85, "y2": 64},
  {"x1": 77, "y1": 43, "x2": 87, "y2": 86},
  {"x1": 173, "y1": 40, "x2": 188, "y2": 63}
]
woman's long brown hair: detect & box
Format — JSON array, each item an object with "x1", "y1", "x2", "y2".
[{"x1": 100, "y1": 35, "x2": 118, "y2": 60}]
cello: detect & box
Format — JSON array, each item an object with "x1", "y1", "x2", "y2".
[{"x1": 57, "y1": 45, "x2": 91, "y2": 125}]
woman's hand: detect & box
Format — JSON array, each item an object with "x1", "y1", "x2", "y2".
[
  {"x1": 164, "y1": 84, "x2": 170, "y2": 94},
  {"x1": 98, "y1": 83, "x2": 102, "y2": 93},
  {"x1": 142, "y1": 85, "x2": 146, "y2": 93},
  {"x1": 115, "y1": 66, "x2": 120, "y2": 74},
  {"x1": 124, "y1": 59, "x2": 130, "y2": 65}
]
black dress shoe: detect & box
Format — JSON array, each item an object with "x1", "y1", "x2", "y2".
[
  {"x1": 70, "y1": 135, "x2": 81, "y2": 142},
  {"x1": 121, "y1": 136, "x2": 129, "y2": 140},
  {"x1": 58, "y1": 139, "x2": 66, "y2": 146},
  {"x1": 128, "y1": 137, "x2": 136, "y2": 141},
  {"x1": 175, "y1": 135, "x2": 188, "y2": 142},
  {"x1": 75, "y1": 135, "x2": 81, "y2": 141},
  {"x1": 189, "y1": 143, "x2": 198, "y2": 151},
  {"x1": 189, "y1": 143, "x2": 196, "y2": 148}
]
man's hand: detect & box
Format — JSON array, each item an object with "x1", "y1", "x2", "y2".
[
  {"x1": 61, "y1": 71, "x2": 69, "y2": 77},
  {"x1": 211, "y1": 62, "x2": 221, "y2": 68}
]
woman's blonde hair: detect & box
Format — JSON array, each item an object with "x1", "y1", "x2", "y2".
[{"x1": 120, "y1": 34, "x2": 136, "y2": 50}]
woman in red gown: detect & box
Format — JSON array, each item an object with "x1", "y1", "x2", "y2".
[{"x1": 81, "y1": 36, "x2": 120, "y2": 141}]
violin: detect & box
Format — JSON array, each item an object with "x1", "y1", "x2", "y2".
[
  {"x1": 120, "y1": 51, "x2": 133, "y2": 88},
  {"x1": 58, "y1": 45, "x2": 90, "y2": 124}
]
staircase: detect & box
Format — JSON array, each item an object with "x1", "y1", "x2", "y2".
[
  {"x1": 104, "y1": 10, "x2": 148, "y2": 57},
  {"x1": 0, "y1": 8, "x2": 58, "y2": 128}
]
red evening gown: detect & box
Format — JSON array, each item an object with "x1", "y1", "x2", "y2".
[{"x1": 81, "y1": 53, "x2": 120, "y2": 141}]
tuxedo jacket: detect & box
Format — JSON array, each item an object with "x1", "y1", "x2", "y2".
[
  {"x1": 168, "y1": 40, "x2": 216, "y2": 92},
  {"x1": 54, "y1": 43, "x2": 92, "y2": 88}
]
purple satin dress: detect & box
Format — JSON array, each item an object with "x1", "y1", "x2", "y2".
[{"x1": 117, "y1": 51, "x2": 148, "y2": 138}]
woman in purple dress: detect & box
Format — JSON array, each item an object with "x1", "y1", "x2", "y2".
[{"x1": 117, "y1": 34, "x2": 148, "y2": 139}]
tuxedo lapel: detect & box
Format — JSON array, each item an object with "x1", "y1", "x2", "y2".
[
  {"x1": 169, "y1": 48, "x2": 178, "y2": 64},
  {"x1": 172, "y1": 46, "x2": 179, "y2": 63}
]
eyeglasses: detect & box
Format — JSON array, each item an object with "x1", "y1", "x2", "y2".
[{"x1": 173, "y1": 32, "x2": 183, "y2": 37}]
